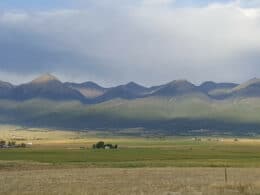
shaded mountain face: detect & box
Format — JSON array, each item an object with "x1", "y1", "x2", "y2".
[
  {"x1": 9, "y1": 74, "x2": 86, "y2": 101},
  {"x1": 65, "y1": 81, "x2": 107, "y2": 98},
  {"x1": 151, "y1": 80, "x2": 200, "y2": 97}
]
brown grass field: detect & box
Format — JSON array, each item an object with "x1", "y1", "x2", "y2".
[
  {"x1": 1, "y1": 167, "x2": 260, "y2": 195},
  {"x1": 1, "y1": 125, "x2": 260, "y2": 194}
]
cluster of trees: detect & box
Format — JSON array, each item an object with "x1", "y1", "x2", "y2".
[
  {"x1": 0, "y1": 140, "x2": 26, "y2": 148},
  {"x1": 92, "y1": 141, "x2": 118, "y2": 149}
]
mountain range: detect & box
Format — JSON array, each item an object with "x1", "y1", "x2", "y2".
[
  {"x1": 1, "y1": 73, "x2": 260, "y2": 135},
  {"x1": 1, "y1": 73, "x2": 258, "y2": 102}
]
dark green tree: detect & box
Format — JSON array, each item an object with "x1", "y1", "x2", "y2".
[
  {"x1": 20, "y1": 143, "x2": 26, "y2": 148},
  {"x1": 8, "y1": 141, "x2": 16, "y2": 147},
  {"x1": 0, "y1": 140, "x2": 6, "y2": 146},
  {"x1": 96, "y1": 141, "x2": 105, "y2": 149}
]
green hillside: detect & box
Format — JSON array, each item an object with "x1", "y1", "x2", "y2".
[{"x1": 0, "y1": 96, "x2": 260, "y2": 135}]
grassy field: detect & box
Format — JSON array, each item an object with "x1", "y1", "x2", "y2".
[
  {"x1": 0, "y1": 125, "x2": 260, "y2": 168},
  {"x1": 1, "y1": 125, "x2": 260, "y2": 194}
]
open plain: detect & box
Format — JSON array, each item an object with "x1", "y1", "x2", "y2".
[{"x1": 0, "y1": 125, "x2": 260, "y2": 194}]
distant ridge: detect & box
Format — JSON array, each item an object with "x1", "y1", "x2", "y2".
[{"x1": 2, "y1": 74, "x2": 260, "y2": 102}]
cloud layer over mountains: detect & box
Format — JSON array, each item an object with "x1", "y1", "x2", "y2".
[{"x1": 0, "y1": 0, "x2": 260, "y2": 86}]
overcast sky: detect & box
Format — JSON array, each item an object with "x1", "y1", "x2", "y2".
[{"x1": 0, "y1": 0, "x2": 260, "y2": 86}]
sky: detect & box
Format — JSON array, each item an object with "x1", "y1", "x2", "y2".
[{"x1": 0, "y1": 0, "x2": 260, "y2": 86}]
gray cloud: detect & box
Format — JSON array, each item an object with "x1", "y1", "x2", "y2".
[{"x1": 0, "y1": 1, "x2": 260, "y2": 86}]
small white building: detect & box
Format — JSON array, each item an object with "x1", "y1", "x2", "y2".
[{"x1": 104, "y1": 146, "x2": 111, "y2": 150}]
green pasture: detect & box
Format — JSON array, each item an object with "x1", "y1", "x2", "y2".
[{"x1": 1, "y1": 139, "x2": 260, "y2": 168}]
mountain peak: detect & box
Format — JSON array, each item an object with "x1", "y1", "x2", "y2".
[
  {"x1": 167, "y1": 79, "x2": 194, "y2": 87},
  {"x1": 126, "y1": 81, "x2": 138, "y2": 86},
  {"x1": 152, "y1": 79, "x2": 198, "y2": 97},
  {"x1": 31, "y1": 73, "x2": 59, "y2": 84},
  {"x1": 125, "y1": 82, "x2": 145, "y2": 88},
  {"x1": 81, "y1": 81, "x2": 104, "y2": 89}
]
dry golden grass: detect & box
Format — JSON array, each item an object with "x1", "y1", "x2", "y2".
[{"x1": 1, "y1": 167, "x2": 260, "y2": 195}]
